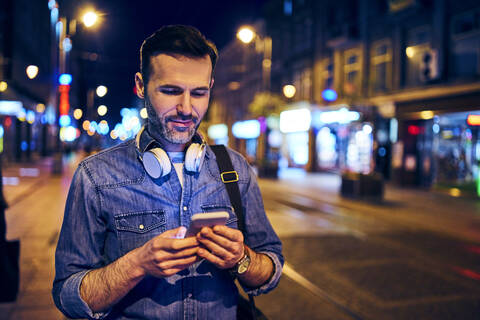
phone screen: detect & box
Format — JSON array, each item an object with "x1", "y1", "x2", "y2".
[{"x1": 185, "y1": 211, "x2": 229, "y2": 237}]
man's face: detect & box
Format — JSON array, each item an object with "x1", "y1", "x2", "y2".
[{"x1": 137, "y1": 54, "x2": 213, "y2": 148}]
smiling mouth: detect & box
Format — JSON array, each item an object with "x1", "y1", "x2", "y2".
[
  {"x1": 170, "y1": 119, "x2": 193, "y2": 127},
  {"x1": 166, "y1": 116, "x2": 197, "y2": 131}
]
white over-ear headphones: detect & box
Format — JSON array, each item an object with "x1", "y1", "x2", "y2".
[{"x1": 135, "y1": 126, "x2": 206, "y2": 179}]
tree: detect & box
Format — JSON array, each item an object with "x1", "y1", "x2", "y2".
[{"x1": 248, "y1": 92, "x2": 285, "y2": 118}]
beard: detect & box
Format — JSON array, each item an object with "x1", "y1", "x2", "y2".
[{"x1": 145, "y1": 98, "x2": 198, "y2": 145}]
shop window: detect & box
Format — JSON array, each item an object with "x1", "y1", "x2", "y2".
[
  {"x1": 316, "y1": 127, "x2": 338, "y2": 170},
  {"x1": 246, "y1": 138, "x2": 257, "y2": 160},
  {"x1": 405, "y1": 26, "x2": 431, "y2": 87},
  {"x1": 370, "y1": 39, "x2": 392, "y2": 94},
  {"x1": 346, "y1": 123, "x2": 374, "y2": 174},
  {"x1": 451, "y1": 9, "x2": 480, "y2": 78},
  {"x1": 286, "y1": 131, "x2": 309, "y2": 166},
  {"x1": 434, "y1": 111, "x2": 480, "y2": 191},
  {"x1": 343, "y1": 47, "x2": 362, "y2": 96}
]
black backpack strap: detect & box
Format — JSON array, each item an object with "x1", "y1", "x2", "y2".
[
  {"x1": 210, "y1": 145, "x2": 260, "y2": 320},
  {"x1": 210, "y1": 145, "x2": 246, "y2": 233}
]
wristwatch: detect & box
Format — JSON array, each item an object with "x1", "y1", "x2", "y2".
[{"x1": 230, "y1": 244, "x2": 251, "y2": 276}]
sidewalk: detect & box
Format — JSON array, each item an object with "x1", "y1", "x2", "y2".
[
  {"x1": 3, "y1": 157, "x2": 54, "y2": 206},
  {"x1": 271, "y1": 168, "x2": 480, "y2": 243},
  {"x1": 1, "y1": 155, "x2": 76, "y2": 320}
]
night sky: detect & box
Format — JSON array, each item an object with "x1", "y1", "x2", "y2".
[{"x1": 67, "y1": 0, "x2": 269, "y2": 124}]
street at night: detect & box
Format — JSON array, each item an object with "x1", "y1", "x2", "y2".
[
  {"x1": 1, "y1": 155, "x2": 479, "y2": 319},
  {"x1": 2, "y1": 0, "x2": 480, "y2": 319}
]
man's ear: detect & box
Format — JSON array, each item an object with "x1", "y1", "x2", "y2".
[{"x1": 135, "y1": 72, "x2": 145, "y2": 99}]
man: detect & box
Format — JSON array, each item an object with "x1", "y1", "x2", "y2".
[{"x1": 53, "y1": 25, "x2": 283, "y2": 319}]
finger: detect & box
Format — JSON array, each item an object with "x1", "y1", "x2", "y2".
[
  {"x1": 154, "y1": 236, "x2": 199, "y2": 251},
  {"x1": 157, "y1": 255, "x2": 198, "y2": 270},
  {"x1": 159, "y1": 226, "x2": 187, "y2": 239},
  {"x1": 199, "y1": 227, "x2": 237, "y2": 252},
  {"x1": 165, "y1": 246, "x2": 199, "y2": 258},
  {"x1": 197, "y1": 247, "x2": 228, "y2": 269},
  {"x1": 212, "y1": 225, "x2": 244, "y2": 242},
  {"x1": 197, "y1": 236, "x2": 232, "y2": 260}
]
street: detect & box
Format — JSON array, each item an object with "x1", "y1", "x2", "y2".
[{"x1": 1, "y1": 154, "x2": 480, "y2": 319}]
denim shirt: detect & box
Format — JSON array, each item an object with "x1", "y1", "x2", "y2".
[{"x1": 52, "y1": 132, "x2": 284, "y2": 320}]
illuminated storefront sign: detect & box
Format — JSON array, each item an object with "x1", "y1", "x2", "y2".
[
  {"x1": 208, "y1": 124, "x2": 228, "y2": 140},
  {"x1": 0, "y1": 101, "x2": 23, "y2": 116},
  {"x1": 467, "y1": 114, "x2": 480, "y2": 126},
  {"x1": 312, "y1": 107, "x2": 360, "y2": 126},
  {"x1": 59, "y1": 84, "x2": 70, "y2": 116},
  {"x1": 0, "y1": 124, "x2": 3, "y2": 153},
  {"x1": 279, "y1": 108, "x2": 311, "y2": 133},
  {"x1": 59, "y1": 73, "x2": 72, "y2": 116},
  {"x1": 232, "y1": 120, "x2": 260, "y2": 139}
]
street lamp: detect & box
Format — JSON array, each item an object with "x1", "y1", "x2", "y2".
[
  {"x1": 236, "y1": 25, "x2": 272, "y2": 92},
  {"x1": 236, "y1": 27, "x2": 255, "y2": 44},
  {"x1": 73, "y1": 108, "x2": 83, "y2": 119},
  {"x1": 140, "y1": 108, "x2": 148, "y2": 119},
  {"x1": 36, "y1": 103, "x2": 46, "y2": 113},
  {"x1": 283, "y1": 84, "x2": 296, "y2": 99},
  {"x1": 0, "y1": 81, "x2": 7, "y2": 92},
  {"x1": 96, "y1": 85, "x2": 107, "y2": 97},
  {"x1": 82, "y1": 11, "x2": 98, "y2": 28},
  {"x1": 26, "y1": 65, "x2": 39, "y2": 79},
  {"x1": 97, "y1": 105, "x2": 107, "y2": 116}
]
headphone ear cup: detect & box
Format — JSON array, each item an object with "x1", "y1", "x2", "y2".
[
  {"x1": 185, "y1": 143, "x2": 206, "y2": 172},
  {"x1": 142, "y1": 147, "x2": 171, "y2": 179}
]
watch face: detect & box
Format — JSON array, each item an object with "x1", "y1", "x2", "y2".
[
  {"x1": 238, "y1": 263, "x2": 248, "y2": 274},
  {"x1": 237, "y1": 255, "x2": 251, "y2": 274}
]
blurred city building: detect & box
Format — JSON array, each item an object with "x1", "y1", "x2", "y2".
[
  {"x1": 0, "y1": 0, "x2": 55, "y2": 163},
  {"x1": 212, "y1": 0, "x2": 480, "y2": 197}
]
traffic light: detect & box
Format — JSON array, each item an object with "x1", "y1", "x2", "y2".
[{"x1": 420, "y1": 49, "x2": 439, "y2": 82}]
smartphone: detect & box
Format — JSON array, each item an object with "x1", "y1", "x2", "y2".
[{"x1": 185, "y1": 211, "x2": 229, "y2": 237}]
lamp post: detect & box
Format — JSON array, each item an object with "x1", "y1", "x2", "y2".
[
  {"x1": 236, "y1": 25, "x2": 276, "y2": 176},
  {"x1": 49, "y1": 1, "x2": 100, "y2": 173},
  {"x1": 236, "y1": 26, "x2": 272, "y2": 92}
]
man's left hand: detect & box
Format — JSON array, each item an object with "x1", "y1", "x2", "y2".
[{"x1": 196, "y1": 225, "x2": 244, "y2": 269}]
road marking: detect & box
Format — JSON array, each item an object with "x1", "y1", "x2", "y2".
[{"x1": 283, "y1": 262, "x2": 364, "y2": 320}]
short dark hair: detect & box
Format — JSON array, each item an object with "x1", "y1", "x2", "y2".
[{"x1": 140, "y1": 25, "x2": 218, "y2": 86}]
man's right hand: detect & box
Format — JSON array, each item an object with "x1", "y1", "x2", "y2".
[{"x1": 131, "y1": 226, "x2": 200, "y2": 278}]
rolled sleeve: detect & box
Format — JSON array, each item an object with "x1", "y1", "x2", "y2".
[
  {"x1": 240, "y1": 251, "x2": 283, "y2": 296},
  {"x1": 59, "y1": 270, "x2": 111, "y2": 319},
  {"x1": 233, "y1": 154, "x2": 284, "y2": 296},
  {"x1": 53, "y1": 163, "x2": 110, "y2": 319}
]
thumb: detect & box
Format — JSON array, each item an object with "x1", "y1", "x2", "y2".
[{"x1": 160, "y1": 226, "x2": 187, "y2": 239}]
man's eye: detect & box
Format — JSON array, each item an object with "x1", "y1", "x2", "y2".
[
  {"x1": 161, "y1": 88, "x2": 183, "y2": 95},
  {"x1": 191, "y1": 90, "x2": 208, "y2": 97}
]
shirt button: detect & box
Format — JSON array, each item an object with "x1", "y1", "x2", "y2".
[
  {"x1": 183, "y1": 206, "x2": 188, "y2": 211},
  {"x1": 139, "y1": 224, "x2": 144, "y2": 230}
]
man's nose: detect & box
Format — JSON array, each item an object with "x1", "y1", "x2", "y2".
[{"x1": 176, "y1": 91, "x2": 192, "y2": 115}]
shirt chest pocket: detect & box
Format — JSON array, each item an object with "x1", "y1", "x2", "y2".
[{"x1": 114, "y1": 210, "x2": 166, "y2": 253}]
